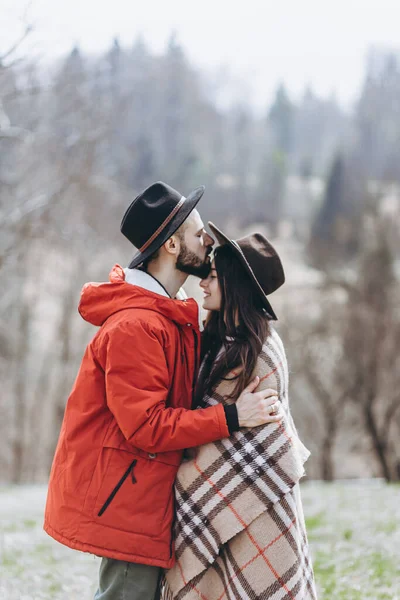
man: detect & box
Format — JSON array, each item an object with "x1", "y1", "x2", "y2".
[{"x1": 44, "y1": 182, "x2": 282, "y2": 600}]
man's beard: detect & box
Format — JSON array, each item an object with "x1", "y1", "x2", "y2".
[{"x1": 176, "y1": 244, "x2": 212, "y2": 279}]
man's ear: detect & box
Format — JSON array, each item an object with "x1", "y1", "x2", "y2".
[{"x1": 163, "y1": 235, "x2": 180, "y2": 256}]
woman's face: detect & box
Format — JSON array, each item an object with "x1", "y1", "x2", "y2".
[{"x1": 200, "y1": 260, "x2": 222, "y2": 311}]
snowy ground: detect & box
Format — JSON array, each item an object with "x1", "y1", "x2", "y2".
[{"x1": 0, "y1": 481, "x2": 399, "y2": 600}]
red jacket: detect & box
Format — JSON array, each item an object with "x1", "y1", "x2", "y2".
[{"x1": 44, "y1": 266, "x2": 229, "y2": 568}]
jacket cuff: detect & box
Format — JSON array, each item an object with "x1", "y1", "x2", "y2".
[{"x1": 223, "y1": 404, "x2": 240, "y2": 434}]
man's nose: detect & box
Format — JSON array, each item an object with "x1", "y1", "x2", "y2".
[{"x1": 205, "y1": 232, "x2": 214, "y2": 247}]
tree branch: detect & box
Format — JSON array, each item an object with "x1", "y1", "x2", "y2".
[{"x1": 0, "y1": 25, "x2": 33, "y2": 64}]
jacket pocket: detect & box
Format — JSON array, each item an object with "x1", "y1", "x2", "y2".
[
  {"x1": 97, "y1": 458, "x2": 137, "y2": 517},
  {"x1": 90, "y1": 443, "x2": 178, "y2": 538}
]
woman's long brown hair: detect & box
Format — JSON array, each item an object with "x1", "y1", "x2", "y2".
[{"x1": 197, "y1": 244, "x2": 271, "y2": 404}]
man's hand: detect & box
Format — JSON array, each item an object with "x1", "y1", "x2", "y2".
[{"x1": 236, "y1": 376, "x2": 282, "y2": 428}]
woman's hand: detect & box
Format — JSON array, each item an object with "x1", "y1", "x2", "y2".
[{"x1": 236, "y1": 376, "x2": 283, "y2": 428}]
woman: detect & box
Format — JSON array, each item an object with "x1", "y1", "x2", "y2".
[{"x1": 163, "y1": 223, "x2": 317, "y2": 600}]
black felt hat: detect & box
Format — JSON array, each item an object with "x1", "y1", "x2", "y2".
[{"x1": 121, "y1": 181, "x2": 205, "y2": 269}]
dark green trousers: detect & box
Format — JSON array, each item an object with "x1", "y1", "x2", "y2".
[{"x1": 94, "y1": 557, "x2": 162, "y2": 600}]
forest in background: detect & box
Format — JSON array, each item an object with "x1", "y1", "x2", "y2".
[{"x1": 1, "y1": 32, "x2": 399, "y2": 483}]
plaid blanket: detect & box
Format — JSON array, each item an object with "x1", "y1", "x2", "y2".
[{"x1": 163, "y1": 328, "x2": 317, "y2": 600}]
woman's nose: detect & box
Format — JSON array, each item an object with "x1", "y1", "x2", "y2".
[{"x1": 200, "y1": 278, "x2": 208, "y2": 289}]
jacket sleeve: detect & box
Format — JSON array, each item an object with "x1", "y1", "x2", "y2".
[{"x1": 104, "y1": 320, "x2": 230, "y2": 453}]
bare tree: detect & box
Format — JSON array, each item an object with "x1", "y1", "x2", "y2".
[
  {"x1": 281, "y1": 292, "x2": 353, "y2": 481},
  {"x1": 340, "y1": 211, "x2": 400, "y2": 481}
]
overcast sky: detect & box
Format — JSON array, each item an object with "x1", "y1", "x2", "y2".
[{"x1": 3, "y1": 0, "x2": 400, "y2": 111}]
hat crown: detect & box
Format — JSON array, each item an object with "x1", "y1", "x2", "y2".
[
  {"x1": 236, "y1": 233, "x2": 285, "y2": 295},
  {"x1": 120, "y1": 181, "x2": 184, "y2": 250}
]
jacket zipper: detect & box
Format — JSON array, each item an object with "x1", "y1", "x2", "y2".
[
  {"x1": 169, "y1": 497, "x2": 176, "y2": 558},
  {"x1": 97, "y1": 459, "x2": 137, "y2": 517},
  {"x1": 169, "y1": 523, "x2": 174, "y2": 558},
  {"x1": 192, "y1": 329, "x2": 199, "y2": 394}
]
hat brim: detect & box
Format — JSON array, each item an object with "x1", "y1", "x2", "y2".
[
  {"x1": 208, "y1": 221, "x2": 279, "y2": 320},
  {"x1": 128, "y1": 186, "x2": 205, "y2": 269}
]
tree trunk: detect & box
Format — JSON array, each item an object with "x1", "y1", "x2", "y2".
[
  {"x1": 12, "y1": 301, "x2": 30, "y2": 483},
  {"x1": 365, "y1": 405, "x2": 392, "y2": 481},
  {"x1": 321, "y1": 412, "x2": 337, "y2": 481}
]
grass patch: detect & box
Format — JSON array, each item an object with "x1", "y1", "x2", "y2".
[
  {"x1": 31, "y1": 542, "x2": 57, "y2": 565},
  {"x1": 0, "y1": 550, "x2": 24, "y2": 577},
  {"x1": 343, "y1": 528, "x2": 353, "y2": 540},
  {"x1": 305, "y1": 512, "x2": 325, "y2": 531},
  {"x1": 1, "y1": 522, "x2": 18, "y2": 533},
  {"x1": 1, "y1": 551, "x2": 19, "y2": 567},
  {"x1": 375, "y1": 519, "x2": 397, "y2": 535},
  {"x1": 47, "y1": 580, "x2": 63, "y2": 594},
  {"x1": 313, "y1": 549, "x2": 400, "y2": 599},
  {"x1": 313, "y1": 552, "x2": 336, "y2": 596},
  {"x1": 368, "y1": 552, "x2": 400, "y2": 581},
  {"x1": 0, "y1": 518, "x2": 37, "y2": 533},
  {"x1": 23, "y1": 518, "x2": 37, "y2": 529}
]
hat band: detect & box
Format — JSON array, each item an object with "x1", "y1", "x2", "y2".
[{"x1": 139, "y1": 196, "x2": 186, "y2": 253}]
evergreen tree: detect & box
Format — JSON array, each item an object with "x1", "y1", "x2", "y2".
[
  {"x1": 267, "y1": 83, "x2": 293, "y2": 154},
  {"x1": 355, "y1": 49, "x2": 400, "y2": 182},
  {"x1": 308, "y1": 153, "x2": 353, "y2": 267},
  {"x1": 252, "y1": 85, "x2": 293, "y2": 233}
]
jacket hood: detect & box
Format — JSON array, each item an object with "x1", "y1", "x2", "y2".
[{"x1": 78, "y1": 264, "x2": 199, "y2": 327}]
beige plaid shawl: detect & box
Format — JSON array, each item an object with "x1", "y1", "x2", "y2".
[{"x1": 163, "y1": 328, "x2": 317, "y2": 600}]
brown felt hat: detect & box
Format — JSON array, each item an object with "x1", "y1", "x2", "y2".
[{"x1": 208, "y1": 222, "x2": 285, "y2": 320}]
